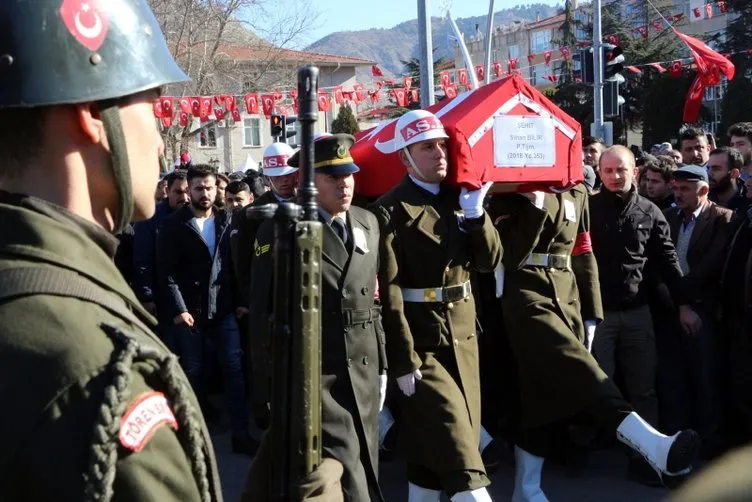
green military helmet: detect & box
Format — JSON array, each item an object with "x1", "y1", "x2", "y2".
[{"x1": 0, "y1": 0, "x2": 188, "y2": 107}]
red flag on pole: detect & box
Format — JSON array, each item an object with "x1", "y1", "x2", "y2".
[
  {"x1": 673, "y1": 28, "x2": 735, "y2": 81},
  {"x1": 371, "y1": 65, "x2": 383, "y2": 77}
]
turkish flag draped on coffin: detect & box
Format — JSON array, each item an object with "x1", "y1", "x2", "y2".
[{"x1": 351, "y1": 74, "x2": 582, "y2": 198}]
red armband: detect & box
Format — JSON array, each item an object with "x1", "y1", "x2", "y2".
[
  {"x1": 572, "y1": 231, "x2": 592, "y2": 256},
  {"x1": 374, "y1": 276, "x2": 380, "y2": 300}
]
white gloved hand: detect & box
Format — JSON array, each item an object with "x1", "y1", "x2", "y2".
[
  {"x1": 396, "y1": 369, "x2": 423, "y2": 397},
  {"x1": 459, "y1": 182, "x2": 493, "y2": 219},
  {"x1": 584, "y1": 320, "x2": 597, "y2": 353},
  {"x1": 378, "y1": 373, "x2": 388, "y2": 411},
  {"x1": 521, "y1": 191, "x2": 546, "y2": 209},
  {"x1": 494, "y1": 263, "x2": 505, "y2": 298}
]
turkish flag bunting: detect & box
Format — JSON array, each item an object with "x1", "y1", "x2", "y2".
[
  {"x1": 153, "y1": 100, "x2": 165, "y2": 118},
  {"x1": 575, "y1": 76, "x2": 583, "y2": 83},
  {"x1": 353, "y1": 83, "x2": 366, "y2": 103},
  {"x1": 560, "y1": 46, "x2": 571, "y2": 61},
  {"x1": 411, "y1": 89, "x2": 419, "y2": 103},
  {"x1": 649, "y1": 63, "x2": 667, "y2": 73},
  {"x1": 675, "y1": 13, "x2": 684, "y2": 21},
  {"x1": 652, "y1": 21, "x2": 664, "y2": 32},
  {"x1": 214, "y1": 95, "x2": 224, "y2": 107},
  {"x1": 191, "y1": 97, "x2": 201, "y2": 117},
  {"x1": 403, "y1": 76, "x2": 413, "y2": 90},
  {"x1": 179, "y1": 111, "x2": 189, "y2": 127},
  {"x1": 368, "y1": 90, "x2": 380, "y2": 104},
  {"x1": 493, "y1": 61, "x2": 503, "y2": 77},
  {"x1": 159, "y1": 97, "x2": 174, "y2": 118},
  {"x1": 244, "y1": 93, "x2": 260, "y2": 114},
  {"x1": 261, "y1": 94, "x2": 275, "y2": 118},
  {"x1": 527, "y1": 54, "x2": 535, "y2": 64},
  {"x1": 272, "y1": 91, "x2": 284, "y2": 101},
  {"x1": 670, "y1": 60, "x2": 683, "y2": 77},
  {"x1": 334, "y1": 87, "x2": 344, "y2": 105},
  {"x1": 718, "y1": 1, "x2": 727, "y2": 13},
  {"x1": 199, "y1": 97, "x2": 212, "y2": 118},
  {"x1": 458, "y1": 68, "x2": 469, "y2": 87},
  {"x1": 508, "y1": 58, "x2": 519, "y2": 72},
  {"x1": 605, "y1": 35, "x2": 620, "y2": 45},
  {"x1": 161, "y1": 116, "x2": 173, "y2": 128},
  {"x1": 626, "y1": 65, "x2": 643, "y2": 74},
  {"x1": 693, "y1": 7, "x2": 701, "y2": 17},
  {"x1": 224, "y1": 95, "x2": 236, "y2": 112},
  {"x1": 372, "y1": 65, "x2": 383, "y2": 77},
  {"x1": 178, "y1": 97, "x2": 193, "y2": 114},
  {"x1": 214, "y1": 107, "x2": 225, "y2": 120},
  {"x1": 577, "y1": 41, "x2": 590, "y2": 47},
  {"x1": 705, "y1": 3, "x2": 713, "y2": 18},
  {"x1": 636, "y1": 26, "x2": 648, "y2": 38},
  {"x1": 231, "y1": 109, "x2": 241, "y2": 122},
  {"x1": 343, "y1": 91, "x2": 353, "y2": 101},
  {"x1": 393, "y1": 89, "x2": 407, "y2": 107},
  {"x1": 544, "y1": 51, "x2": 552, "y2": 65},
  {"x1": 545, "y1": 74, "x2": 558, "y2": 83},
  {"x1": 445, "y1": 85, "x2": 457, "y2": 99},
  {"x1": 440, "y1": 71, "x2": 451, "y2": 88},
  {"x1": 475, "y1": 64, "x2": 485, "y2": 81},
  {"x1": 318, "y1": 92, "x2": 332, "y2": 112}
]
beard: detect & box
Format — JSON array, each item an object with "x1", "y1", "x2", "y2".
[
  {"x1": 710, "y1": 174, "x2": 732, "y2": 193},
  {"x1": 191, "y1": 198, "x2": 213, "y2": 211}
]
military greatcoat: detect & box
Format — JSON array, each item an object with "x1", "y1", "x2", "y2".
[
  {"x1": 0, "y1": 193, "x2": 222, "y2": 501},
  {"x1": 370, "y1": 177, "x2": 502, "y2": 490},
  {"x1": 488, "y1": 185, "x2": 611, "y2": 429},
  {"x1": 249, "y1": 205, "x2": 386, "y2": 502}
]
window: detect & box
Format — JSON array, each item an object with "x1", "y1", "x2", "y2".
[
  {"x1": 243, "y1": 117, "x2": 261, "y2": 147},
  {"x1": 533, "y1": 63, "x2": 548, "y2": 86},
  {"x1": 198, "y1": 124, "x2": 217, "y2": 148},
  {"x1": 508, "y1": 44, "x2": 520, "y2": 61},
  {"x1": 531, "y1": 30, "x2": 552, "y2": 54}
]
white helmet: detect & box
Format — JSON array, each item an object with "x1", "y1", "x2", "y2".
[
  {"x1": 394, "y1": 109, "x2": 449, "y2": 152},
  {"x1": 314, "y1": 132, "x2": 333, "y2": 141},
  {"x1": 262, "y1": 142, "x2": 298, "y2": 177}
]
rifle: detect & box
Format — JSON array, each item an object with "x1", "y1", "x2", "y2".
[{"x1": 248, "y1": 66, "x2": 323, "y2": 500}]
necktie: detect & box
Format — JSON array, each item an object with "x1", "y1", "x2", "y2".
[{"x1": 331, "y1": 218, "x2": 347, "y2": 245}]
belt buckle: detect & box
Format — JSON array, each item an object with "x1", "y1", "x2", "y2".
[
  {"x1": 551, "y1": 255, "x2": 568, "y2": 269},
  {"x1": 530, "y1": 254, "x2": 549, "y2": 267},
  {"x1": 423, "y1": 289, "x2": 438, "y2": 302}
]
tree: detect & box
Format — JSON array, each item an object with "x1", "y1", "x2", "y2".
[
  {"x1": 147, "y1": 0, "x2": 318, "y2": 159},
  {"x1": 331, "y1": 104, "x2": 360, "y2": 135},
  {"x1": 719, "y1": 77, "x2": 752, "y2": 144},
  {"x1": 398, "y1": 53, "x2": 448, "y2": 109},
  {"x1": 719, "y1": 0, "x2": 752, "y2": 142}
]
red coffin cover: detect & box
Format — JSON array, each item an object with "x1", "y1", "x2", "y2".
[{"x1": 352, "y1": 75, "x2": 583, "y2": 197}]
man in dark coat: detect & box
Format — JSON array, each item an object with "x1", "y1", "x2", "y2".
[
  {"x1": 370, "y1": 110, "x2": 501, "y2": 502},
  {"x1": 249, "y1": 134, "x2": 386, "y2": 501},
  {"x1": 157, "y1": 165, "x2": 255, "y2": 455},
  {"x1": 231, "y1": 143, "x2": 297, "y2": 427}
]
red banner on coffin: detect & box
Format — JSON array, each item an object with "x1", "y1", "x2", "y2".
[{"x1": 351, "y1": 75, "x2": 582, "y2": 198}]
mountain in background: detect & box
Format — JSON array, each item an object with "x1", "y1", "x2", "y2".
[{"x1": 306, "y1": 3, "x2": 560, "y2": 78}]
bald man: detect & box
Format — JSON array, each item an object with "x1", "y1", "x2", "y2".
[{"x1": 590, "y1": 146, "x2": 700, "y2": 484}]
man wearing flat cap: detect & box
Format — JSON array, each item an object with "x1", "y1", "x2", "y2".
[
  {"x1": 658, "y1": 165, "x2": 732, "y2": 457},
  {"x1": 248, "y1": 134, "x2": 387, "y2": 501}
]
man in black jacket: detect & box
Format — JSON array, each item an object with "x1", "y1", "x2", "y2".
[
  {"x1": 591, "y1": 146, "x2": 701, "y2": 483},
  {"x1": 157, "y1": 164, "x2": 255, "y2": 455}
]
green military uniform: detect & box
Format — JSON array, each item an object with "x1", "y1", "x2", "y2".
[
  {"x1": 0, "y1": 194, "x2": 223, "y2": 501},
  {"x1": 248, "y1": 135, "x2": 386, "y2": 501},
  {"x1": 488, "y1": 186, "x2": 626, "y2": 439},
  {"x1": 370, "y1": 176, "x2": 502, "y2": 493}
]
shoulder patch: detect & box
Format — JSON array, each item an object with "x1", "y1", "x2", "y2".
[
  {"x1": 254, "y1": 239, "x2": 271, "y2": 257},
  {"x1": 119, "y1": 392, "x2": 178, "y2": 452}
]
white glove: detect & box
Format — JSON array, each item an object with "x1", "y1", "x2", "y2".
[
  {"x1": 378, "y1": 373, "x2": 388, "y2": 411},
  {"x1": 459, "y1": 182, "x2": 493, "y2": 219},
  {"x1": 522, "y1": 190, "x2": 546, "y2": 209},
  {"x1": 585, "y1": 320, "x2": 597, "y2": 353},
  {"x1": 396, "y1": 369, "x2": 422, "y2": 397},
  {"x1": 494, "y1": 263, "x2": 505, "y2": 298}
]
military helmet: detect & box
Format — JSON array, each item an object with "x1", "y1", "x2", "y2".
[
  {"x1": 262, "y1": 142, "x2": 298, "y2": 177},
  {"x1": 0, "y1": 0, "x2": 188, "y2": 233},
  {"x1": 394, "y1": 109, "x2": 449, "y2": 152},
  {"x1": 0, "y1": 0, "x2": 188, "y2": 107}
]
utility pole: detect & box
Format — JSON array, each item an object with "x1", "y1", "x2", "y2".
[
  {"x1": 484, "y1": 0, "x2": 496, "y2": 85},
  {"x1": 418, "y1": 0, "x2": 435, "y2": 106},
  {"x1": 592, "y1": 0, "x2": 605, "y2": 140}
]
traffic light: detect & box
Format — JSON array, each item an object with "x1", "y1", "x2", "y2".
[
  {"x1": 603, "y1": 44, "x2": 625, "y2": 84},
  {"x1": 270, "y1": 114, "x2": 283, "y2": 140},
  {"x1": 270, "y1": 114, "x2": 299, "y2": 144},
  {"x1": 579, "y1": 48, "x2": 594, "y2": 84}
]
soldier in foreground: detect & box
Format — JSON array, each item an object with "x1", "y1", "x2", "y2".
[
  {"x1": 370, "y1": 110, "x2": 502, "y2": 502},
  {"x1": 0, "y1": 1, "x2": 341, "y2": 500}
]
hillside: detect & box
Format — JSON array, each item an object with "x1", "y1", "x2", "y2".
[{"x1": 305, "y1": 3, "x2": 560, "y2": 77}]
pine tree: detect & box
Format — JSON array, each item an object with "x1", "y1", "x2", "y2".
[
  {"x1": 331, "y1": 103, "x2": 360, "y2": 135},
  {"x1": 719, "y1": 0, "x2": 752, "y2": 142}
]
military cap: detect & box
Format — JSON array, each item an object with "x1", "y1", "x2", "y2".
[
  {"x1": 673, "y1": 165, "x2": 708, "y2": 183},
  {"x1": 289, "y1": 133, "x2": 360, "y2": 176}
]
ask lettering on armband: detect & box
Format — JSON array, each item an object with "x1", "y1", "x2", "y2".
[
  {"x1": 571, "y1": 231, "x2": 592, "y2": 256},
  {"x1": 119, "y1": 392, "x2": 178, "y2": 452}
]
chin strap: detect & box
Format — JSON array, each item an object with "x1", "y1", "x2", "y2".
[
  {"x1": 99, "y1": 103, "x2": 133, "y2": 234},
  {"x1": 403, "y1": 147, "x2": 433, "y2": 183}
]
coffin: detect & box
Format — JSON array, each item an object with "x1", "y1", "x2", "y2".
[{"x1": 352, "y1": 75, "x2": 583, "y2": 197}]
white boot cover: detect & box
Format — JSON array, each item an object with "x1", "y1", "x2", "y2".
[
  {"x1": 616, "y1": 411, "x2": 691, "y2": 476},
  {"x1": 511, "y1": 446, "x2": 550, "y2": 502},
  {"x1": 451, "y1": 487, "x2": 493, "y2": 502},
  {"x1": 408, "y1": 482, "x2": 441, "y2": 502}
]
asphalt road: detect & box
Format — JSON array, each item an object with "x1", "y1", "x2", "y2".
[{"x1": 211, "y1": 427, "x2": 680, "y2": 501}]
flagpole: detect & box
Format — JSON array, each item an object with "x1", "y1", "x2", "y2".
[
  {"x1": 593, "y1": 0, "x2": 605, "y2": 141},
  {"x1": 447, "y1": 12, "x2": 480, "y2": 88},
  {"x1": 484, "y1": 0, "x2": 496, "y2": 85},
  {"x1": 418, "y1": 0, "x2": 436, "y2": 106}
]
